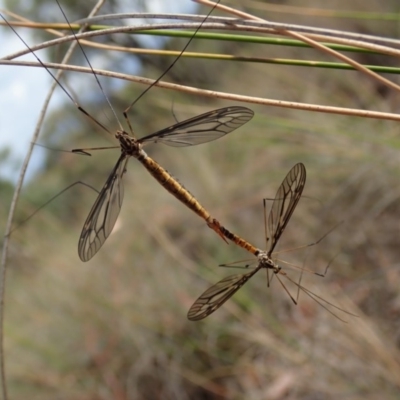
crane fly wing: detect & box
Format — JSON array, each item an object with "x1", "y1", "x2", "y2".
[
  {"x1": 78, "y1": 154, "x2": 129, "y2": 262},
  {"x1": 267, "y1": 163, "x2": 306, "y2": 254},
  {"x1": 187, "y1": 269, "x2": 258, "y2": 321},
  {"x1": 140, "y1": 106, "x2": 254, "y2": 147}
]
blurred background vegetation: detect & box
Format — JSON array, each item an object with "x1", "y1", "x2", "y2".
[{"x1": 1, "y1": 0, "x2": 400, "y2": 399}]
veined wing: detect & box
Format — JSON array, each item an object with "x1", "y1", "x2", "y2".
[
  {"x1": 267, "y1": 163, "x2": 306, "y2": 254},
  {"x1": 140, "y1": 106, "x2": 254, "y2": 147},
  {"x1": 78, "y1": 154, "x2": 129, "y2": 262},
  {"x1": 187, "y1": 268, "x2": 259, "y2": 321}
]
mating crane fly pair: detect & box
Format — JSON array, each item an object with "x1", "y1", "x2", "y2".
[{"x1": 2, "y1": 3, "x2": 351, "y2": 322}]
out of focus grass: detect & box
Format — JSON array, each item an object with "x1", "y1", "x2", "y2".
[{"x1": 2, "y1": 0, "x2": 400, "y2": 399}]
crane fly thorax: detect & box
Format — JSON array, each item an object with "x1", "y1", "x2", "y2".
[
  {"x1": 257, "y1": 251, "x2": 280, "y2": 273},
  {"x1": 116, "y1": 130, "x2": 142, "y2": 157}
]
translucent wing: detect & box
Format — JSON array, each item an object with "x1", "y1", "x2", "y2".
[
  {"x1": 140, "y1": 106, "x2": 254, "y2": 147},
  {"x1": 187, "y1": 268, "x2": 259, "y2": 321},
  {"x1": 267, "y1": 163, "x2": 306, "y2": 254},
  {"x1": 78, "y1": 154, "x2": 129, "y2": 262}
]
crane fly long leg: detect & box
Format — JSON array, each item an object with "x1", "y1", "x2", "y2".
[
  {"x1": 283, "y1": 275, "x2": 358, "y2": 321},
  {"x1": 79, "y1": 107, "x2": 253, "y2": 261}
]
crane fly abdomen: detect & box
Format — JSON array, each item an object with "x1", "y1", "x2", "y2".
[
  {"x1": 137, "y1": 154, "x2": 229, "y2": 240},
  {"x1": 219, "y1": 225, "x2": 260, "y2": 255},
  {"x1": 138, "y1": 154, "x2": 211, "y2": 221}
]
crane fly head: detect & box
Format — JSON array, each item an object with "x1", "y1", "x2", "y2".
[{"x1": 115, "y1": 131, "x2": 142, "y2": 157}]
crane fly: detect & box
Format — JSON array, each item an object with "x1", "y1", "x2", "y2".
[
  {"x1": 188, "y1": 163, "x2": 354, "y2": 321},
  {"x1": 1, "y1": 1, "x2": 253, "y2": 261},
  {"x1": 76, "y1": 106, "x2": 253, "y2": 261},
  {"x1": 187, "y1": 163, "x2": 305, "y2": 320}
]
